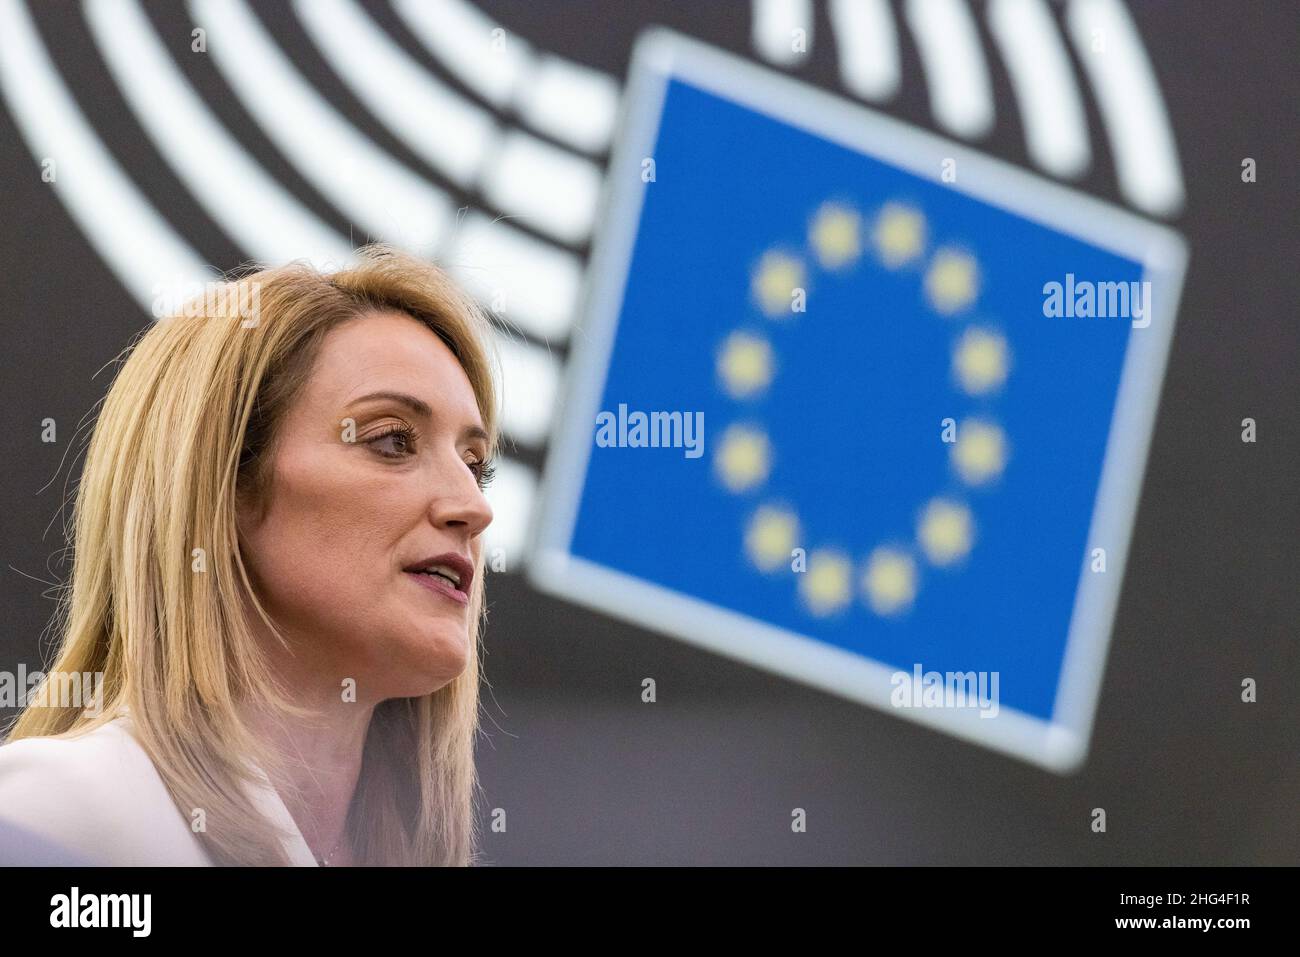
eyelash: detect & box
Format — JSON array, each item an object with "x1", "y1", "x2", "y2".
[
  {"x1": 473, "y1": 460, "x2": 497, "y2": 489},
  {"x1": 365, "y1": 424, "x2": 495, "y2": 489}
]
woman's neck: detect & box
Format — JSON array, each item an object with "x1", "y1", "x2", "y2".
[{"x1": 241, "y1": 695, "x2": 375, "y2": 866}]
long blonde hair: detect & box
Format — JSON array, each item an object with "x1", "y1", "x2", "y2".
[{"x1": 6, "y1": 245, "x2": 499, "y2": 865}]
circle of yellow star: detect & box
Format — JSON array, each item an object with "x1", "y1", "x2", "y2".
[
  {"x1": 745, "y1": 505, "x2": 800, "y2": 573},
  {"x1": 799, "y1": 549, "x2": 853, "y2": 616},
  {"x1": 717, "y1": 332, "x2": 775, "y2": 399},
  {"x1": 861, "y1": 547, "x2": 918, "y2": 616},
  {"x1": 809, "y1": 203, "x2": 862, "y2": 270},
  {"x1": 715, "y1": 424, "x2": 772, "y2": 492},
  {"x1": 751, "y1": 251, "x2": 806, "y2": 318},
  {"x1": 917, "y1": 498, "x2": 975, "y2": 566},
  {"x1": 925, "y1": 248, "x2": 980, "y2": 314},
  {"x1": 951, "y1": 418, "x2": 1008, "y2": 486},
  {"x1": 724, "y1": 197, "x2": 1015, "y2": 619},
  {"x1": 872, "y1": 203, "x2": 926, "y2": 268},
  {"x1": 953, "y1": 327, "x2": 1010, "y2": 396}
]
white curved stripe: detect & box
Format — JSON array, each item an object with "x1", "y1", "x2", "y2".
[
  {"x1": 1066, "y1": 0, "x2": 1184, "y2": 216},
  {"x1": 479, "y1": 130, "x2": 601, "y2": 245},
  {"x1": 493, "y1": 332, "x2": 559, "y2": 448},
  {"x1": 482, "y1": 455, "x2": 537, "y2": 562},
  {"x1": 391, "y1": 0, "x2": 526, "y2": 107},
  {"x1": 445, "y1": 211, "x2": 580, "y2": 342},
  {"x1": 752, "y1": 0, "x2": 813, "y2": 65},
  {"x1": 903, "y1": 0, "x2": 995, "y2": 139},
  {"x1": 297, "y1": 0, "x2": 602, "y2": 242},
  {"x1": 189, "y1": 0, "x2": 451, "y2": 251},
  {"x1": 85, "y1": 0, "x2": 351, "y2": 272},
  {"x1": 515, "y1": 55, "x2": 619, "y2": 155},
  {"x1": 292, "y1": 0, "x2": 497, "y2": 187},
  {"x1": 987, "y1": 0, "x2": 1091, "y2": 179},
  {"x1": 392, "y1": 0, "x2": 618, "y2": 155},
  {"x1": 829, "y1": 0, "x2": 900, "y2": 101},
  {"x1": 0, "y1": 0, "x2": 212, "y2": 310}
]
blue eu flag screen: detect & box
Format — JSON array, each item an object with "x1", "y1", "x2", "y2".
[{"x1": 531, "y1": 31, "x2": 1186, "y2": 772}]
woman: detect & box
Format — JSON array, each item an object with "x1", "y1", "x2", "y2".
[{"x1": 0, "y1": 246, "x2": 498, "y2": 866}]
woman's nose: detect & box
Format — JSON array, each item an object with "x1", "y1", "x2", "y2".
[{"x1": 430, "y1": 463, "x2": 493, "y2": 537}]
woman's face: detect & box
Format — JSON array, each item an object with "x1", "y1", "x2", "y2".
[{"x1": 237, "y1": 309, "x2": 493, "y2": 703}]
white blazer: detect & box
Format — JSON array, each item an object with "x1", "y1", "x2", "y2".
[{"x1": 0, "y1": 710, "x2": 318, "y2": 866}]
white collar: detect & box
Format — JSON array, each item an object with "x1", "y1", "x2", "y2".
[{"x1": 242, "y1": 762, "x2": 322, "y2": 867}]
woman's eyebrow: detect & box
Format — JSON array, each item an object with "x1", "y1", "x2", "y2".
[
  {"x1": 346, "y1": 390, "x2": 431, "y2": 418},
  {"x1": 349, "y1": 391, "x2": 488, "y2": 442}
]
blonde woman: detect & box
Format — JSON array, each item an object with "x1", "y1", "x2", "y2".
[{"x1": 0, "y1": 246, "x2": 498, "y2": 866}]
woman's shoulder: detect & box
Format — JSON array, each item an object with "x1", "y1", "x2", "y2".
[
  {"x1": 0, "y1": 715, "x2": 211, "y2": 865},
  {"x1": 0, "y1": 717, "x2": 145, "y2": 796}
]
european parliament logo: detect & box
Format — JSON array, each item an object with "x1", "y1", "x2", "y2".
[{"x1": 530, "y1": 31, "x2": 1187, "y2": 772}]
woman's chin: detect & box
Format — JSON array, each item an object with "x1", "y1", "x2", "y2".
[{"x1": 386, "y1": 625, "x2": 470, "y2": 694}]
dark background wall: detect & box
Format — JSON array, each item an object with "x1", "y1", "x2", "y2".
[{"x1": 0, "y1": 0, "x2": 1295, "y2": 864}]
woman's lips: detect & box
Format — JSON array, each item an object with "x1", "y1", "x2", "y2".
[{"x1": 405, "y1": 571, "x2": 469, "y2": 606}]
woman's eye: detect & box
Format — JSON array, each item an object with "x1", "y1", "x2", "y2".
[{"x1": 368, "y1": 427, "x2": 416, "y2": 458}]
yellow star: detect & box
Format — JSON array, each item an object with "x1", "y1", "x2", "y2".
[
  {"x1": 746, "y1": 505, "x2": 799, "y2": 573},
  {"x1": 951, "y1": 419, "x2": 1008, "y2": 486},
  {"x1": 717, "y1": 332, "x2": 775, "y2": 399},
  {"x1": 953, "y1": 327, "x2": 1010, "y2": 395},
  {"x1": 751, "y1": 251, "x2": 806, "y2": 318},
  {"x1": 872, "y1": 203, "x2": 926, "y2": 268},
  {"x1": 799, "y1": 549, "x2": 853, "y2": 616},
  {"x1": 861, "y1": 547, "x2": 918, "y2": 616},
  {"x1": 809, "y1": 203, "x2": 862, "y2": 269},
  {"x1": 917, "y1": 498, "x2": 975, "y2": 566},
  {"x1": 925, "y1": 248, "x2": 980, "y2": 314},
  {"x1": 715, "y1": 425, "x2": 772, "y2": 492}
]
